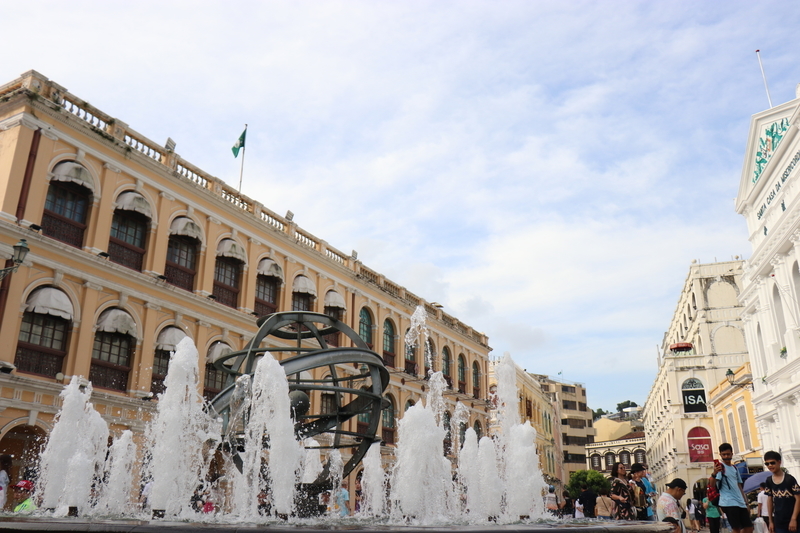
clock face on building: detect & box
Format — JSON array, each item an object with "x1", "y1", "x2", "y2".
[{"x1": 753, "y1": 117, "x2": 791, "y2": 185}]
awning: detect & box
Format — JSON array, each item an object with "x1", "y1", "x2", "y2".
[
  {"x1": 257, "y1": 258, "x2": 283, "y2": 280},
  {"x1": 216, "y1": 238, "x2": 247, "y2": 263},
  {"x1": 155, "y1": 326, "x2": 187, "y2": 351},
  {"x1": 324, "y1": 290, "x2": 346, "y2": 309},
  {"x1": 25, "y1": 287, "x2": 73, "y2": 320},
  {"x1": 292, "y1": 275, "x2": 316, "y2": 296},
  {"x1": 169, "y1": 216, "x2": 203, "y2": 241},
  {"x1": 115, "y1": 191, "x2": 152, "y2": 218},
  {"x1": 96, "y1": 308, "x2": 137, "y2": 338},
  {"x1": 50, "y1": 161, "x2": 94, "y2": 191},
  {"x1": 207, "y1": 342, "x2": 232, "y2": 364}
]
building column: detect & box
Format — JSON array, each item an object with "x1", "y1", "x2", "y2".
[{"x1": 67, "y1": 282, "x2": 102, "y2": 379}]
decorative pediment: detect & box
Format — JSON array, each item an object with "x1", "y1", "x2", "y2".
[{"x1": 736, "y1": 99, "x2": 800, "y2": 211}]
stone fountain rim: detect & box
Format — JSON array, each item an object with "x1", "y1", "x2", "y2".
[{"x1": 0, "y1": 516, "x2": 672, "y2": 533}]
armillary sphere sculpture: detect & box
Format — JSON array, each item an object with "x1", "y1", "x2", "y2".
[{"x1": 207, "y1": 311, "x2": 390, "y2": 489}]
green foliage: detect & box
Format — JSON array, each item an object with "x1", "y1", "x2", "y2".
[
  {"x1": 592, "y1": 408, "x2": 609, "y2": 421},
  {"x1": 565, "y1": 469, "x2": 610, "y2": 499},
  {"x1": 616, "y1": 400, "x2": 638, "y2": 412}
]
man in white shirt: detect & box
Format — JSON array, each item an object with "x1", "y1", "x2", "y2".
[{"x1": 657, "y1": 478, "x2": 687, "y2": 533}]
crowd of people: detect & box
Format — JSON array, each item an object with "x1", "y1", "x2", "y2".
[{"x1": 553, "y1": 443, "x2": 800, "y2": 533}]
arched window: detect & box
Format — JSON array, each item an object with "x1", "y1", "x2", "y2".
[
  {"x1": 204, "y1": 342, "x2": 231, "y2": 401},
  {"x1": 382, "y1": 319, "x2": 396, "y2": 367},
  {"x1": 291, "y1": 275, "x2": 316, "y2": 312},
  {"x1": 382, "y1": 395, "x2": 395, "y2": 445},
  {"x1": 457, "y1": 354, "x2": 467, "y2": 393},
  {"x1": 772, "y1": 284, "x2": 788, "y2": 341},
  {"x1": 472, "y1": 361, "x2": 481, "y2": 398},
  {"x1": 442, "y1": 347, "x2": 452, "y2": 387},
  {"x1": 15, "y1": 287, "x2": 73, "y2": 378},
  {"x1": 165, "y1": 217, "x2": 202, "y2": 292},
  {"x1": 213, "y1": 239, "x2": 246, "y2": 309},
  {"x1": 619, "y1": 450, "x2": 631, "y2": 465},
  {"x1": 359, "y1": 308, "x2": 373, "y2": 347},
  {"x1": 255, "y1": 258, "x2": 283, "y2": 317},
  {"x1": 443, "y1": 411, "x2": 452, "y2": 455},
  {"x1": 473, "y1": 420, "x2": 483, "y2": 440},
  {"x1": 151, "y1": 326, "x2": 187, "y2": 396},
  {"x1": 42, "y1": 162, "x2": 93, "y2": 248},
  {"x1": 404, "y1": 329, "x2": 417, "y2": 376},
  {"x1": 604, "y1": 452, "x2": 615, "y2": 470},
  {"x1": 634, "y1": 449, "x2": 647, "y2": 464},
  {"x1": 591, "y1": 454, "x2": 602, "y2": 471},
  {"x1": 109, "y1": 191, "x2": 151, "y2": 271},
  {"x1": 90, "y1": 308, "x2": 137, "y2": 392},
  {"x1": 322, "y1": 290, "x2": 346, "y2": 347},
  {"x1": 424, "y1": 338, "x2": 435, "y2": 375}
]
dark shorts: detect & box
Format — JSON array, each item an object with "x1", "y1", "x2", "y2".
[{"x1": 721, "y1": 506, "x2": 752, "y2": 531}]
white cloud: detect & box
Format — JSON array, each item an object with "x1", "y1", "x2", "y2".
[{"x1": 3, "y1": 0, "x2": 798, "y2": 411}]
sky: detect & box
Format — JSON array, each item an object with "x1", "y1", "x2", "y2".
[{"x1": 4, "y1": 0, "x2": 800, "y2": 412}]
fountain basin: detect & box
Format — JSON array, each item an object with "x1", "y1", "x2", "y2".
[{"x1": 0, "y1": 517, "x2": 672, "y2": 533}]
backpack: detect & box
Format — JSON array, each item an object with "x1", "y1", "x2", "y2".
[{"x1": 707, "y1": 476, "x2": 721, "y2": 507}]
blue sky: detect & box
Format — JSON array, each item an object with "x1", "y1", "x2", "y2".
[{"x1": 4, "y1": 1, "x2": 800, "y2": 412}]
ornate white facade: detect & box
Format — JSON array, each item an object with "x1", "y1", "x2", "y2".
[
  {"x1": 735, "y1": 88, "x2": 800, "y2": 470},
  {"x1": 643, "y1": 261, "x2": 748, "y2": 492}
]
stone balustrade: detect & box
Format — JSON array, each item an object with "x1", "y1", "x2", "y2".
[{"x1": 3, "y1": 70, "x2": 489, "y2": 347}]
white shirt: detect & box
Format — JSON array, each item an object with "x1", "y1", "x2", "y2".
[{"x1": 758, "y1": 490, "x2": 769, "y2": 516}]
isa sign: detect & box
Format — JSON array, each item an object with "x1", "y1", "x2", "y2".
[{"x1": 683, "y1": 390, "x2": 707, "y2": 413}]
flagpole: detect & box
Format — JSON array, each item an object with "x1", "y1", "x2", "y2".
[
  {"x1": 756, "y1": 50, "x2": 773, "y2": 109},
  {"x1": 238, "y1": 124, "x2": 247, "y2": 194}
]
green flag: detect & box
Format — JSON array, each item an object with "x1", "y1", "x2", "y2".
[{"x1": 232, "y1": 127, "x2": 247, "y2": 157}]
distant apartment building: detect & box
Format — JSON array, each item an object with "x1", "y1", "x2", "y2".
[
  {"x1": 487, "y1": 359, "x2": 562, "y2": 484},
  {"x1": 643, "y1": 260, "x2": 749, "y2": 494},
  {"x1": 532, "y1": 375, "x2": 595, "y2": 482}
]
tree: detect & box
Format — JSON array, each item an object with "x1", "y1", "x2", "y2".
[
  {"x1": 616, "y1": 400, "x2": 638, "y2": 413},
  {"x1": 592, "y1": 408, "x2": 609, "y2": 421},
  {"x1": 565, "y1": 469, "x2": 611, "y2": 499}
]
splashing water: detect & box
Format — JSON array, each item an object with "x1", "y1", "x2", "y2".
[
  {"x1": 31, "y1": 313, "x2": 550, "y2": 526},
  {"x1": 38, "y1": 377, "x2": 109, "y2": 515},
  {"x1": 360, "y1": 442, "x2": 385, "y2": 517},
  {"x1": 231, "y1": 351, "x2": 303, "y2": 519},
  {"x1": 94, "y1": 430, "x2": 137, "y2": 516},
  {"x1": 143, "y1": 337, "x2": 221, "y2": 517},
  {"x1": 458, "y1": 428, "x2": 481, "y2": 520}
]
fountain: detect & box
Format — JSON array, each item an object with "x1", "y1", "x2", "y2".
[{"x1": 0, "y1": 309, "x2": 668, "y2": 533}]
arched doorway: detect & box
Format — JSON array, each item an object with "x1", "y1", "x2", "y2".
[{"x1": 0, "y1": 424, "x2": 48, "y2": 484}]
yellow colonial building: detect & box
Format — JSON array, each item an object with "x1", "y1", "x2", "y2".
[
  {"x1": 487, "y1": 358, "x2": 562, "y2": 484},
  {"x1": 0, "y1": 70, "x2": 492, "y2": 482},
  {"x1": 708, "y1": 362, "x2": 762, "y2": 470}
]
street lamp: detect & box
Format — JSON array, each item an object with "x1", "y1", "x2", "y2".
[
  {"x1": 726, "y1": 369, "x2": 753, "y2": 391},
  {"x1": 0, "y1": 239, "x2": 30, "y2": 281}
]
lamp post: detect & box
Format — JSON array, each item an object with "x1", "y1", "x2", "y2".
[
  {"x1": 725, "y1": 369, "x2": 753, "y2": 391},
  {"x1": 0, "y1": 239, "x2": 30, "y2": 281}
]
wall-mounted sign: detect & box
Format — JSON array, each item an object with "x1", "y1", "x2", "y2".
[
  {"x1": 688, "y1": 427, "x2": 713, "y2": 462},
  {"x1": 682, "y1": 389, "x2": 707, "y2": 413}
]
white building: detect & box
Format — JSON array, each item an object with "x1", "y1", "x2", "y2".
[
  {"x1": 643, "y1": 260, "x2": 749, "y2": 493},
  {"x1": 735, "y1": 87, "x2": 800, "y2": 470}
]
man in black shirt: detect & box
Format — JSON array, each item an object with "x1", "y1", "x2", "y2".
[
  {"x1": 578, "y1": 485, "x2": 596, "y2": 518},
  {"x1": 763, "y1": 450, "x2": 800, "y2": 533}
]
